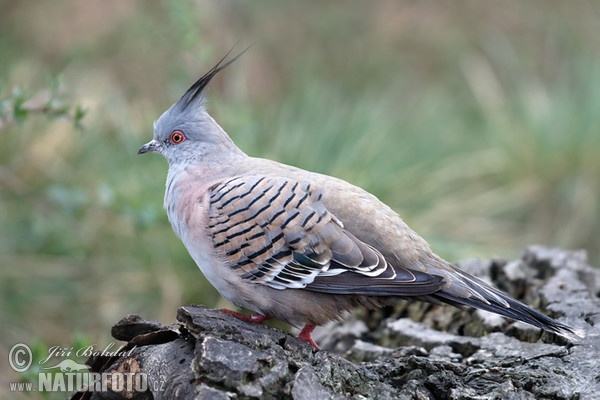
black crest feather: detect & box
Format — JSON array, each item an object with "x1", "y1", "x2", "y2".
[{"x1": 178, "y1": 46, "x2": 250, "y2": 110}]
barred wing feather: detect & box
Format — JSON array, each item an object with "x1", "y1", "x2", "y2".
[{"x1": 207, "y1": 175, "x2": 443, "y2": 296}]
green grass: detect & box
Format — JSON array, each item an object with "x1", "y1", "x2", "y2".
[{"x1": 1, "y1": 2, "x2": 599, "y2": 397}]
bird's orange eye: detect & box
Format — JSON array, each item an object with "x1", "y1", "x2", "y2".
[{"x1": 169, "y1": 130, "x2": 186, "y2": 144}]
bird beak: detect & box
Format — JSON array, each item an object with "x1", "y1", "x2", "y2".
[{"x1": 138, "y1": 140, "x2": 161, "y2": 155}]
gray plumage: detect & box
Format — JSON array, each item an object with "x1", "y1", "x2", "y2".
[{"x1": 139, "y1": 53, "x2": 584, "y2": 347}]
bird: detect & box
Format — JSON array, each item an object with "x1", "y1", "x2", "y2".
[{"x1": 138, "y1": 51, "x2": 584, "y2": 348}]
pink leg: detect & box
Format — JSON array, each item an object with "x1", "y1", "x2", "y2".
[
  {"x1": 298, "y1": 323, "x2": 320, "y2": 349},
  {"x1": 221, "y1": 309, "x2": 271, "y2": 323}
]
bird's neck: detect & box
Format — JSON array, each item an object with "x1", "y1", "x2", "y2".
[{"x1": 205, "y1": 113, "x2": 247, "y2": 155}]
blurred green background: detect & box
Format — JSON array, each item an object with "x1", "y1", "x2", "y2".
[{"x1": 1, "y1": 0, "x2": 599, "y2": 395}]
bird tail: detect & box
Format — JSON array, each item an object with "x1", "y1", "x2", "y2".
[{"x1": 431, "y1": 268, "x2": 585, "y2": 341}]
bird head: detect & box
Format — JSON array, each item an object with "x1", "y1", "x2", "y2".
[{"x1": 138, "y1": 49, "x2": 248, "y2": 165}]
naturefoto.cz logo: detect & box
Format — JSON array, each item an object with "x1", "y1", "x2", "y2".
[{"x1": 8, "y1": 342, "x2": 157, "y2": 394}]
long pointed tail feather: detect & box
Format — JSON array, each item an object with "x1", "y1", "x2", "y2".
[{"x1": 433, "y1": 269, "x2": 585, "y2": 341}]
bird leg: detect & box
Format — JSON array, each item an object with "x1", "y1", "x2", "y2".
[
  {"x1": 221, "y1": 309, "x2": 271, "y2": 323},
  {"x1": 297, "y1": 323, "x2": 319, "y2": 349}
]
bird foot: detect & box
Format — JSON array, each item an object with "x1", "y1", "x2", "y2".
[
  {"x1": 221, "y1": 309, "x2": 271, "y2": 323},
  {"x1": 298, "y1": 323, "x2": 320, "y2": 349},
  {"x1": 222, "y1": 310, "x2": 319, "y2": 349}
]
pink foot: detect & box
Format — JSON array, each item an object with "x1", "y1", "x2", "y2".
[
  {"x1": 221, "y1": 309, "x2": 271, "y2": 323},
  {"x1": 298, "y1": 323, "x2": 320, "y2": 349}
]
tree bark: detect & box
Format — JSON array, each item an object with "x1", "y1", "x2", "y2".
[{"x1": 70, "y1": 246, "x2": 599, "y2": 399}]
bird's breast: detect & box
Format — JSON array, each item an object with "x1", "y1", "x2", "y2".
[
  {"x1": 164, "y1": 168, "x2": 253, "y2": 305},
  {"x1": 164, "y1": 167, "x2": 213, "y2": 238}
]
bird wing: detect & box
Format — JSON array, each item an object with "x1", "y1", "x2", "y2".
[{"x1": 207, "y1": 175, "x2": 443, "y2": 296}]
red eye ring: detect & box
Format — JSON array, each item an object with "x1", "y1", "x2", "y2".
[{"x1": 169, "y1": 130, "x2": 186, "y2": 144}]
